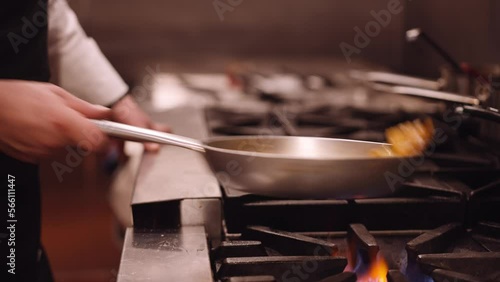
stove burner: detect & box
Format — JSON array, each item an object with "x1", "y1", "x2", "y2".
[
  {"x1": 348, "y1": 224, "x2": 379, "y2": 261},
  {"x1": 418, "y1": 252, "x2": 500, "y2": 280},
  {"x1": 295, "y1": 126, "x2": 360, "y2": 138},
  {"x1": 319, "y1": 272, "x2": 357, "y2": 282},
  {"x1": 405, "y1": 223, "x2": 500, "y2": 281},
  {"x1": 213, "y1": 218, "x2": 500, "y2": 281},
  {"x1": 221, "y1": 275, "x2": 276, "y2": 282},
  {"x1": 430, "y1": 269, "x2": 484, "y2": 282},
  {"x1": 216, "y1": 172, "x2": 500, "y2": 281},
  {"x1": 212, "y1": 125, "x2": 282, "y2": 136},
  {"x1": 213, "y1": 241, "x2": 267, "y2": 258},
  {"x1": 217, "y1": 256, "x2": 347, "y2": 282},
  {"x1": 387, "y1": 270, "x2": 408, "y2": 282},
  {"x1": 212, "y1": 125, "x2": 359, "y2": 137},
  {"x1": 244, "y1": 226, "x2": 338, "y2": 256},
  {"x1": 205, "y1": 104, "x2": 426, "y2": 143},
  {"x1": 406, "y1": 223, "x2": 463, "y2": 261}
]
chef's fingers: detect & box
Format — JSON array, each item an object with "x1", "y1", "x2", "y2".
[
  {"x1": 144, "y1": 142, "x2": 161, "y2": 152},
  {"x1": 59, "y1": 108, "x2": 110, "y2": 152},
  {"x1": 150, "y1": 122, "x2": 172, "y2": 133},
  {"x1": 143, "y1": 122, "x2": 171, "y2": 152},
  {"x1": 49, "y1": 84, "x2": 111, "y2": 119}
]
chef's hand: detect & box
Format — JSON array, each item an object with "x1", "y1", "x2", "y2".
[
  {"x1": 0, "y1": 80, "x2": 110, "y2": 163},
  {"x1": 110, "y1": 95, "x2": 170, "y2": 151}
]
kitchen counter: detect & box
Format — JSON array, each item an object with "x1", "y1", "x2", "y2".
[
  {"x1": 117, "y1": 226, "x2": 213, "y2": 282},
  {"x1": 116, "y1": 105, "x2": 221, "y2": 281}
]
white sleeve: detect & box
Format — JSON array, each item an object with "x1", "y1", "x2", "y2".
[{"x1": 47, "y1": 0, "x2": 128, "y2": 106}]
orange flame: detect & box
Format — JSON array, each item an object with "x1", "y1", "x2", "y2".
[
  {"x1": 339, "y1": 241, "x2": 389, "y2": 281},
  {"x1": 356, "y1": 255, "x2": 389, "y2": 282}
]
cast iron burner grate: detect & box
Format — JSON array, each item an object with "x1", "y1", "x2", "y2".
[
  {"x1": 215, "y1": 169, "x2": 500, "y2": 281},
  {"x1": 212, "y1": 223, "x2": 500, "y2": 282},
  {"x1": 204, "y1": 105, "x2": 423, "y2": 142}
]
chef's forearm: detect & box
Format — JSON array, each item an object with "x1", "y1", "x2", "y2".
[{"x1": 47, "y1": 0, "x2": 128, "y2": 106}]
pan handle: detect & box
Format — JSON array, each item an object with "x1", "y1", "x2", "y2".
[
  {"x1": 372, "y1": 84, "x2": 481, "y2": 106},
  {"x1": 350, "y1": 70, "x2": 442, "y2": 90},
  {"x1": 456, "y1": 106, "x2": 500, "y2": 123},
  {"x1": 91, "y1": 119, "x2": 206, "y2": 152}
]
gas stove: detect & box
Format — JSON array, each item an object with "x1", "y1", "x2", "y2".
[
  {"x1": 116, "y1": 61, "x2": 500, "y2": 282},
  {"x1": 206, "y1": 101, "x2": 500, "y2": 282}
]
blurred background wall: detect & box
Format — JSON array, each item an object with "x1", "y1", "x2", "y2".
[
  {"x1": 68, "y1": 0, "x2": 499, "y2": 81},
  {"x1": 403, "y1": 1, "x2": 500, "y2": 77},
  {"x1": 68, "y1": 0, "x2": 405, "y2": 81}
]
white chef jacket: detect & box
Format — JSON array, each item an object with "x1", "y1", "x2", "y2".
[{"x1": 47, "y1": 0, "x2": 128, "y2": 106}]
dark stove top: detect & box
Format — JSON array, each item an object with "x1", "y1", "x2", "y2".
[
  {"x1": 214, "y1": 164, "x2": 500, "y2": 281},
  {"x1": 202, "y1": 72, "x2": 500, "y2": 281},
  {"x1": 205, "y1": 104, "x2": 423, "y2": 143},
  {"x1": 214, "y1": 176, "x2": 500, "y2": 281},
  {"x1": 212, "y1": 223, "x2": 500, "y2": 282}
]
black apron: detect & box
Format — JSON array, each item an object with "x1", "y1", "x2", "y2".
[{"x1": 0, "y1": 1, "x2": 52, "y2": 281}]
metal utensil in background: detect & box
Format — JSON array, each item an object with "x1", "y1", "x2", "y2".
[
  {"x1": 349, "y1": 70, "x2": 444, "y2": 90},
  {"x1": 456, "y1": 106, "x2": 500, "y2": 124},
  {"x1": 406, "y1": 28, "x2": 500, "y2": 141},
  {"x1": 406, "y1": 28, "x2": 463, "y2": 74},
  {"x1": 371, "y1": 84, "x2": 480, "y2": 106},
  {"x1": 371, "y1": 84, "x2": 500, "y2": 140},
  {"x1": 406, "y1": 28, "x2": 473, "y2": 94}
]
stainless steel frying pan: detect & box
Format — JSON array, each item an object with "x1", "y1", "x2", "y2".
[{"x1": 92, "y1": 120, "x2": 409, "y2": 199}]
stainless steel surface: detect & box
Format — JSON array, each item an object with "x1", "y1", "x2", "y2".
[
  {"x1": 117, "y1": 227, "x2": 213, "y2": 282},
  {"x1": 132, "y1": 106, "x2": 221, "y2": 203},
  {"x1": 96, "y1": 118, "x2": 408, "y2": 198},
  {"x1": 456, "y1": 106, "x2": 500, "y2": 123},
  {"x1": 92, "y1": 119, "x2": 205, "y2": 152},
  {"x1": 109, "y1": 142, "x2": 143, "y2": 228},
  {"x1": 405, "y1": 28, "x2": 421, "y2": 42},
  {"x1": 372, "y1": 84, "x2": 481, "y2": 105},
  {"x1": 131, "y1": 106, "x2": 222, "y2": 243},
  {"x1": 372, "y1": 80, "x2": 500, "y2": 132},
  {"x1": 350, "y1": 70, "x2": 442, "y2": 90},
  {"x1": 203, "y1": 136, "x2": 404, "y2": 198},
  {"x1": 135, "y1": 146, "x2": 221, "y2": 201},
  {"x1": 180, "y1": 199, "x2": 222, "y2": 246}
]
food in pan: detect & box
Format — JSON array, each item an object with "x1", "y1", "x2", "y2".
[{"x1": 371, "y1": 118, "x2": 435, "y2": 157}]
